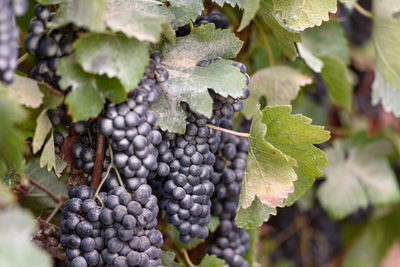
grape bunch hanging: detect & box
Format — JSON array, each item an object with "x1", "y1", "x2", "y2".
[{"x1": 12, "y1": 4, "x2": 253, "y2": 267}]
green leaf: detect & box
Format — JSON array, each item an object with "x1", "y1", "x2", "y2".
[
  {"x1": 2, "y1": 76, "x2": 43, "y2": 109},
  {"x1": 57, "y1": 58, "x2": 126, "y2": 121},
  {"x1": 317, "y1": 139, "x2": 400, "y2": 220},
  {"x1": 237, "y1": 106, "x2": 329, "y2": 229},
  {"x1": 372, "y1": 70, "x2": 400, "y2": 117},
  {"x1": 153, "y1": 24, "x2": 245, "y2": 133},
  {"x1": 49, "y1": 0, "x2": 107, "y2": 32},
  {"x1": 75, "y1": 33, "x2": 149, "y2": 90},
  {"x1": 208, "y1": 215, "x2": 220, "y2": 233},
  {"x1": 238, "y1": 0, "x2": 260, "y2": 31},
  {"x1": 23, "y1": 158, "x2": 67, "y2": 211},
  {"x1": 238, "y1": 108, "x2": 297, "y2": 210},
  {"x1": 296, "y1": 43, "x2": 323, "y2": 72},
  {"x1": 169, "y1": 0, "x2": 204, "y2": 25},
  {"x1": 0, "y1": 90, "x2": 26, "y2": 172},
  {"x1": 0, "y1": 207, "x2": 52, "y2": 267},
  {"x1": 236, "y1": 196, "x2": 277, "y2": 229},
  {"x1": 212, "y1": 0, "x2": 244, "y2": 8},
  {"x1": 165, "y1": 223, "x2": 201, "y2": 249},
  {"x1": 373, "y1": 0, "x2": 400, "y2": 90},
  {"x1": 343, "y1": 208, "x2": 400, "y2": 267},
  {"x1": 104, "y1": 0, "x2": 174, "y2": 43},
  {"x1": 299, "y1": 20, "x2": 350, "y2": 66},
  {"x1": 198, "y1": 254, "x2": 227, "y2": 267},
  {"x1": 319, "y1": 55, "x2": 352, "y2": 111},
  {"x1": 261, "y1": 106, "x2": 330, "y2": 206},
  {"x1": 269, "y1": 0, "x2": 337, "y2": 31},
  {"x1": 40, "y1": 130, "x2": 56, "y2": 172},
  {"x1": 242, "y1": 66, "x2": 312, "y2": 118},
  {"x1": 161, "y1": 251, "x2": 182, "y2": 267},
  {"x1": 259, "y1": 0, "x2": 302, "y2": 61},
  {"x1": 32, "y1": 110, "x2": 52, "y2": 154}
]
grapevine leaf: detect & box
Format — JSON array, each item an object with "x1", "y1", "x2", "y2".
[
  {"x1": 2, "y1": 76, "x2": 43, "y2": 108},
  {"x1": 57, "y1": 58, "x2": 126, "y2": 121},
  {"x1": 236, "y1": 196, "x2": 277, "y2": 229},
  {"x1": 32, "y1": 110, "x2": 52, "y2": 154},
  {"x1": 372, "y1": 70, "x2": 400, "y2": 117},
  {"x1": 168, "y1": 0, "x2": 204, "y2": 24},
  {"x1": 23, "y1": 158, "x2": 67, "y2": 211},
  {"x1": 238, "y1": 0, "x2": 260, "y2": 31},
  {"x1": 237, "y1": 106, "x2": 329, "y2": 228},
  {"x1": 40, "y1": 130, "x2": 56, "y2": 172},
  {"x1": 104, "y1": 0, "x2": 174, "y2": 43},
  {"x1": 49, "y1": 0, "x2": 107, "y2": 32},
  {"x1": 242, "y1": 66, "x2": 312, "y2": 118},
  {"x1": 161, "y1": 251, "x2": 182, "y2": 267},
  {"x1": 317, "y1": 139, "x2": 400, "y2": 220},
  {"x1": 373, "y1": 0, "x2": 400, "y2": 89},
  {"x1": 198, "y1": 254, "x2": 227, "y2": 267},
  {"x1": 320, "y1": 55, "x2": 352, "y2": 111},
  {"x1": 0, "y1": 182, "x2": 16, "y2": 206},
  {"x1": 165, "y1": 223, "x2": 201, "y2": 249},
  {"x1": 169, "y1": 5, "x2": 196, "y2": 29},
  {"x1": 342, "y1": 208, "x2": 400, "y2": 267},
  {"x1": 299, "y1": 20, "x2": 350, "y2": 66},
  {"x1": 269, "y1": 0, "x2": 337, "y2": 31},
  {"x1": 261, "y1": 106, "x2": 330, "y2": 206},
  {"x1": 154, "y1": 24, "x2": 245, "y2": 133},
  {"x1": 238, "y1": 108, "x2": 297, "y2": 210},
  {"x1": 0, "y1": 91, "x2": 26, "y2": 172},
  {"x1": 75, "y1": 33, "x2": 149, "y2": 90},
  {"x1": 208, "y1": 216, "x2": 220, "y2": 233},
  {"x1": 259, "y1": 0, "x2": 302, "y2": 61},
  {"x1": 212, "y1": 0, "x2": 244, "y2": 8},
  {"x1": 0, "y1": 208, "x2": 52, "y2": 267},
  {"x1": 297, "y1": 43, "x2": 323, "y2": 72}
]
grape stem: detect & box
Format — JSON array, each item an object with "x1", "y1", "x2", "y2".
[
  {"x1": 253, "y1": 18, "x2": 275, "y2": 66},
  {"x1": 25, "y1": 175, "x2": 62, "y2": 203},
  {"x1": 206, "y1": 124, "x2": 250, "y2": 138},
  {"x1": 45, "y1": 201, "x2": 63, "y2": 223},
  {"x1": 354, "y1": 3, "x2": 373, "y2": 19},
  {"x1": 41, "y1": 82, "x2": 64, "y2": 96},
  {"x1": 92, "y1": 144, "x2": 125, "y2": 204},
  {"x1": 181, "y1": 249, "x2": 196, "y2": 267},
  {"x1": 17, "y1": 53, "x2": 29, "y2": 64}
]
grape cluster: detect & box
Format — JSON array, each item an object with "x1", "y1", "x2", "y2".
[
  {"x1": 176, "y1": 10, "x2": 230, "y2": 37},
  {"x1": 0, "y1": 0, "x2": 26, "y2": 83},
  {"x1": 99, "y1": 52, "x2": 168, "y2": 190},
  {"x1": 157, "y1": 110, "x2": 218, "y2": 243},
  {"x1": 154, "y1": 60, "x2": 250, "y2": 244},
  {"x1": 24, "y1": 4, "x2": 77, "y2": 90},
  {"x1": 59, "y1": 185, "x2": 104, "y2": 267},
  {"x1": 60, "y1": 185, "x2": 163, "y2": 267},
  {"x1": 70, "y1": 120, "x2": 99, "y2": 175},
  {"x1": 48, "y1": 104, "x2": 66, "y2": 127},
  {"x1": 99, "y1": 186, "x2": 163, "y2": 267},
  {"x1": 208, "y1": 128, "x2": 250, "y2": 267},
  {"x1": 54, "y1": 131, "x2": 64, "y2": 154}
]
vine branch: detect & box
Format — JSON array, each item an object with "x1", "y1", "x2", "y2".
[
  {"x1": 26, "y1": 175, "x2": 62, "y2": 203},
  {"x1": 206, "y1": 124, "x2": 250, "y2": 138}
]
